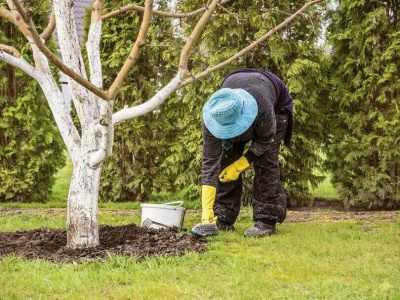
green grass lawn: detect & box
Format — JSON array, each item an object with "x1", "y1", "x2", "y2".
[
  {"x1": 0, "y1": 210, "x2": 399, "y2": 299},
  {"x1": 1, "y1": 156, "x2": 399, "y2": 299},
  {"x1": 51, "y1": 153, "x2": 74, "y2": 203},
  {"x1": 311, "y1": 173, "x2": 339, "y2": 200}
]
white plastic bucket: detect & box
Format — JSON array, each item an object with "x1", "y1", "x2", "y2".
[{"x1": 140, "y1": 201, "x2": 186, "y2": 230}]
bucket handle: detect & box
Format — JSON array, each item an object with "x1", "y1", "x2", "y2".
[{"x1": 162, "y1": 201, "x2": 184, "y2": 207}]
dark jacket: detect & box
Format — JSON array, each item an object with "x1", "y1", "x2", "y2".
[{"x1": 202, "y1": 69, "x2": 293, "y2": 187}]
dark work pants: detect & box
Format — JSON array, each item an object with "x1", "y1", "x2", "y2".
[{"x1": 214, "y1": 112, "x2": 289, "y2": 225}]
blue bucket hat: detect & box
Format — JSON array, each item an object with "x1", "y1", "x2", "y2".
[{"x1": 203, "y1": 88, "x2": 258, "y2": 139}]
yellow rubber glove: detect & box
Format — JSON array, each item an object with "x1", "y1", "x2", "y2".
[
  {"x1": 219, "y1": 156, "x2": 250, "y2": 182},
  {"x1": 201, "y1": 185, "x2": 218, "y2": 224}
]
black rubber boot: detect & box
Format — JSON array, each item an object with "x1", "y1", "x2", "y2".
[
  {"x1": 243, "y1": 221, "x2": 276, "y2": 237},
  {"x1": 216, "y1": 219, "x2": 235, "y2": 231}
]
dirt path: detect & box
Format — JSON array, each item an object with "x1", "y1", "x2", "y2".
[{"x1": 1, "y1": 206, "x2": 399, "y2": 223}]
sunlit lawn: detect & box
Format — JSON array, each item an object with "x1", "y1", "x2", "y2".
[
  {"x1": 1, "y1": 154, "x2": 399, "y2": 299},
  {"x1": 0, "y1": 209, "x2": 399, "y2": 299}
]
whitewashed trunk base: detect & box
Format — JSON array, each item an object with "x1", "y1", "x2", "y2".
[{"x1": 66, "y1": 158, "x2": 101, "y2": 249}]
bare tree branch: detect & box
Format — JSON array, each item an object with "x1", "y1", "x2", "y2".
[
  {"x1": 0, "y1": 43, "x2": 21, "y2": 57},
  {"x1": 87, "y1": 0, "x2": 111, "y2": 122},
  {"x1": 107, "y1": 0, "x2": 153, "y2": 98},
  {"x1": 91, "y1": 0, "x2": 103, "y2": 23},
  {"x1": 0, "y1": 6, "x2": 14, "y2": 23},
  {"x1": 101, "y1": 0, "x2": 232, "y2": 21},
  {"x1": 113, "y1": 0, "x2": 324, "y2": 123},
  {"x1": 113, "y1": 72, "x2": 183, "y2": 123},
  {"x1": 180, "y1": 0, "x2": 324, "y2": 87},
  {"x1": 28, "y1": 0, "x2": 45, "y2": 18},
  {"x1": 217, "y1": 2, "x2": 245, "y2": 24},
  {"x1": 9, "y1": 0, "x2": 110, "y2": 99},
  {"x1": 9, "y1": 0, "x2": 28, "y2": 22},
  {"x1": 88, "y1": 0, "x2": 115, "y2": 153},
  {"x1": 0, "y1": 50, "x2": 42, "y2": 83},
  {"x1": 4, "y1": 0, "x2": 323, "y2": 106},
  {"x1": 1, "y1": 4, "x2": 30, "y2": 36},
  {"x1": 40, "y1": 7, "x2": 55, "y2": 40},
  {"x1": 38, "y1": 75, "x2": 83, "y2": 162},
  {"x1": 179, "y1": 0, "x2": 222, "y2": 73},
  {"x1": 0, "y1": 48, "x2": 82, "y2": 154},
  {"x1": 88, "y1": 0, "x2": 104, "y2": 89},
  {"x1": 2, "y1": 4, "x2": 82, "y2": 161},
  {"x1": 8, "y1": 0, "x2": 154, "y2": 101}
]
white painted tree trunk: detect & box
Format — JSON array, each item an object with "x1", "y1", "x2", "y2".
[
  {"x1": 67, "y1": 155, "x2": 101, "y2": 248},
  {"x1": 37, "y1": 68, "x2": 106, "y2": 249}
]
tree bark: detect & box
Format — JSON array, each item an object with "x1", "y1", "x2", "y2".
[
  {"x1": 390, "y1": 163, "x2": 397, "y2": 182},
  {"x1": 372, "y1": 152, "x2": 379, "y2": 169},
  {"x1": 67, "y1": 156, "x2": 101, "y2": 248}
]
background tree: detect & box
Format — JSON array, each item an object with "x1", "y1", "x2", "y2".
[
  {"x1": 326, "y1": 0, "x2": 400, "y2": 208},
  {"x1": 0, "y1": 0, "x2": 64, "y2": 203}
]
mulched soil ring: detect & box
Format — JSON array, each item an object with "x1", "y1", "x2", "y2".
[{"x1": 0, "y1": 224, "x2": 207, "y2": 263}]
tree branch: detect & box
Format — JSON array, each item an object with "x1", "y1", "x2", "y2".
[
  {"x1": 0, "y1": 48, "x2": 82, "y2": 161},
  {"x1": 113, "y1": 0, "x2": 324, "y2": 124},
  {"x1": 28, "y1": 0, "x2": 46, "y2": 18},
  {"x1": 179, "y1": 0, "x2": 222, "y2": 73},
  {"x1": 87, "y1": 0, "x2": 113, "y2": 127},
  {"x1": 101, "y1": 0, "x2": 232, "y2": 21},
  {"x1": 91, "y1": 0, "x2": 103, "y2": 23},
  {"x1": 2, "y1": 4, "x2": 30, "y2": 36},
  {"x1": 38, "y1": 75, "x2": 83, "y2": 163},
  {"x1": 107, "y1": 0, "x2": 153, "y2": 98},
  {"x1": 40, "y1": 7, "x2": 55, "y2": 40},
  {"x1": 113, "y1": 72, "x2": 183, "y2": 124},
  {"x1": 88, "y1": 0, "x2": 115, "y2": 155},
  {"x1": 217, "y1": 2, "x2": 245, "y2": 24},
  {"x1": 180, "y1": 0, "x2": 324, "y2": 87},
  {"x1": 7, "y1": 0, "x2": 155, "y2": 102},
  {"x1": 9, "y1": 0, "x2": 28, "y2": 22},
  {"x1": 0, "y1": 43, "x2": 21, "y2": 57},
  {"x1": 88, "y1": 0, "x2": 103, "y2": 89},
  {"x1": 0, "y1": 6, "x2": 14, "y2": 23},
  {"x1": 0, "y1": 49, "x2": 39, "y2": 79},
  {"x1": 9, "y1": 0, "x2": 109, "y2": 99}
]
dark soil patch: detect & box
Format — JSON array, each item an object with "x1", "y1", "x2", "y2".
[{"x1": 0, "y1": 224, "x2": 207, "y2": 263}]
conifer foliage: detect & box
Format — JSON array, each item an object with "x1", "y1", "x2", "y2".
[
  {"x1": 326, "y1": 0, "x2": 400, "y2": 208},
  {"x1": 162, "y1": 0, "x2": 329, "y2": 205},
  {"x1": 0, "y1": 1, "x2": 65, "y2": 202},
  {"x1": 98, "y1": 0, "x2": 183, "y2": 202},
  {"x1": 98, "y1": 0, "x2": 328, "y2": 204}
]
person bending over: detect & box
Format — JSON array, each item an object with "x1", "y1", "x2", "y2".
[{"x1": 191, "y1": 68, "x2": 293, "y2": 238}]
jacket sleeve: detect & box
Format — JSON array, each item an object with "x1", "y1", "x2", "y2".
[
  {"x1": 202, "y1": 125, "x2": 222, "y2": 187},
  {"x1": 245, "y1": 108, "x2": 276, "y2": 164}
]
